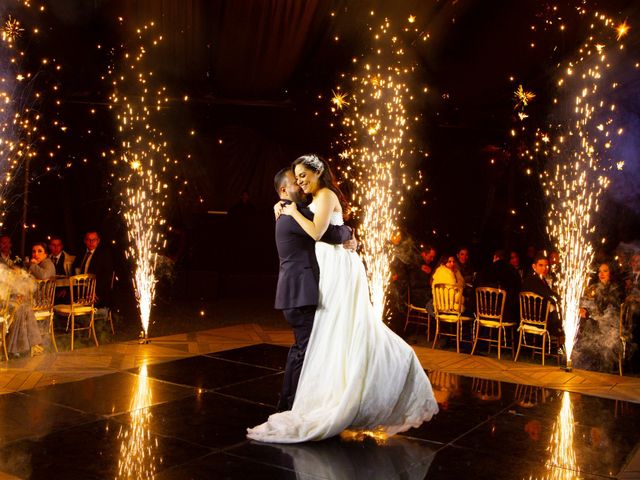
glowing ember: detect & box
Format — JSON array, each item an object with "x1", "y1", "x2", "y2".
[
  {"x1": 331, "y1": 17, "x2": 421, "y2": 322},
  {"x1": 109, "y1": 21, "x2": 170, "y2": 337}
]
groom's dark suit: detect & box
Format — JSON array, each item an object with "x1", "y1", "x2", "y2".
[{"x1": 275, "y1": 203, "x2": 351, "y2": 411}]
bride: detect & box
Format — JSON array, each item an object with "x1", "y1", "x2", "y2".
[{"x1": 247, "y1": 154, "x2": 438, "y2": 443}]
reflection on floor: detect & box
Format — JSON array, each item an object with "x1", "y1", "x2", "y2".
[{"x1": 0, "y1": 342, "x2": 638, "y2": 479}]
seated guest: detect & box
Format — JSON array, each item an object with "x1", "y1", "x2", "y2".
[
  {"x1": 75, "y1": 230, "x2": 114, "y2": 308},
  {"x1": 521, "y1": 253, "x2": 563, "y2": 338},
  {"x1": 575, "y1": 262, "x2": 624, "y2": 371},
  {"x1": 433, "y1": 254, "x2": 466, "y2": 311},
  {"x1": 0, "y1": 234, "x2": 20, "y2": 267},
  {"x1": 455, "y1": 246, "x2": 475, "y2": 286},
  {"x1": 26, "y1": 242, "x2": 56, "y2": 280},
  {"x1": 625, "y1": 253, "x2": 640, "y2": 298},
  {"x1": 509, "y1": 250, "x2": 524, "y2": 280},
  {"x1": 6, "y1": 242, "x2": 54, "y2": 357},
  {"x1": 408, "y1": 245, "x2": 437, "y2": 309},
  {"x1": 476, "y1": 249, "x2": 521, "y2": 322},
  {"x1": 48, "y1": 236, "x2": 75, "y2": 276}
]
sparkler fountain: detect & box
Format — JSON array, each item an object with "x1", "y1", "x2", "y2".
[
  {"x1": 109, "y1": 21, "x2": 171, "y2": 342},
  {"x1": 331, "y1": 16, "x2": 423, "y2": 322},
  {"x1": 543, "y1": 13, "x2": 628, "y2": 371}
]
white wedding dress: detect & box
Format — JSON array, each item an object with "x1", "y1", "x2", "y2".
[{"x1": 247, "y1": 208, "x2": 438, "y2": 443}]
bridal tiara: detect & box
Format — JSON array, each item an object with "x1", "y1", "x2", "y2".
[{"x1": 303, "y1": 155, "x2": 324, "y2": 174}]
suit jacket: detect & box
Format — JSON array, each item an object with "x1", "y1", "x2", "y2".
[
  {"x1": 51, "y1": 251, "x2": 75, "y2": 276},
  {"x1": 274, "y1": 205, "x2": 352, "y2": 310},
  {"x1": 74, "y1": 245, "x2": 114, "y2": 307}
]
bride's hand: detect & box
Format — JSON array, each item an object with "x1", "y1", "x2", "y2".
[{"x1": 281, "y1": 202, "x2": 298, "y2": 216}]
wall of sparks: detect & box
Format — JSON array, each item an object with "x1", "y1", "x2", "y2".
[
  {"x1": 108, "y1": 21, "x2": 171, "y2": 336},
  {"x1": 331, "y1": 16, "x2": 425, "y2": 322},
  {"x1": 0, "y1": 2, "x2": 66, "y2": 244},
  {"x1": 541, "y1": 12, "x2": 627, "y2": 362}
]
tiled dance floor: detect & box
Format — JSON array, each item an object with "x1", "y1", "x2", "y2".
[{"x1": 0, "y1": 340, "x2": 638, "y2": 479}]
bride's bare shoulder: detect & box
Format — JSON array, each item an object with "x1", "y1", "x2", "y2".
[{"x1": 317, "y1": 188, "x2": 342, "y2": 214}]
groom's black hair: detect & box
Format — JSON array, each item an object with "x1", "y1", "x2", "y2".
[{"x1": 274, "y1": 168, "x2": 291, "y2": 194}]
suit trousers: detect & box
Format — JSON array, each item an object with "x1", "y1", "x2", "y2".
[{"x1": 278, "y1": 305, "x2": 316, "y2": 411}]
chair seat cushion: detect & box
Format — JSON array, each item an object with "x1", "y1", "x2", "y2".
[
  {"x1": 437, "y1": 313, "x2": 474, "y2": 322},
  {"x1": 33, "y1": 310, "x2": 52, "y2": 320},
  {"x1": 53, "y1": 305, "x2": 94, "y2": 315},
  {"x1": 519, "y1": 324, "x2": 546, "y2": 334},
  {"x1": 478, "y1": 319, "x2": 516, "y2": 328},
  {"x1": 408, "y1": 305, "x2": 428, "y2": 313}
]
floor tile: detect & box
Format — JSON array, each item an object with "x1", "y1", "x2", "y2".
[
  {"x1": 226, "y1": 436, "x2": 439, "y2": 479},
  {"x1": 207, "y1": 343, "x2": 289, "y2": 370},
  {"x1": 216, "y1": 371, "x2": 284, "y2": 407},
  {"x1": 425, "y1": 444, "x2": 607, "y2": 479},
  {"x1": 133, "y1": 355, "x2": 277, "y2": 390},
  {"x1": 454, "y1": 392, "x2": 639, "y2": 477},
  {"x1": 0, "y1": 418, "x2": 210, "y2": 480},
  {"x1": 0, "y1": 392, "x2": 98, "y2": 446},
  {"x1": 112, "y1": 392, "x2": 273, "y2": 450},
  {"x1": 22, "y1": 371, "x2": 196, "y2": 416},
  {"x1": 154, "y1": 451, "x2": 314, "y2": 480}
]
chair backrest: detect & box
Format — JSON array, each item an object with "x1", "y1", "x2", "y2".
[
  {"x1": 519, "y1": 291, "x2": 549, "y2": 327},
  {"x1": 69, "y1": 274, "x2": 97, "y2": 306},
  {"x1": 432, "y1": 283, "x2": 463, "y2": 315},
  {"x1": 32, "y1": 278, "x2": 56, "y2": 312},
  {"x1": 476, "y1": 287, "x2": 506, "y2": 321},
  {"x1": 64, "y1": 254, "x2": 76, "y2": 276}
]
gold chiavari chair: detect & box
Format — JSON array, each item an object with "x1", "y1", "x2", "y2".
[
  {"x1": 432, "y1": 283, "x2": 474, "y2": 353},
  {"x1": 514, "y1": 292, "x2": 559, "y2": 366},
  {"x1": 403, "y1": 286, "x2": 432, "y2": 341},
  {"x1": 471, "y1": 287, "x2": 515, "y2": 359},
  {"x1": 53, "y1": 274, "x2": 97, "y2": 351},
  {"x1": 32, "y1": 278, "x2": 58, "y2": 352}
]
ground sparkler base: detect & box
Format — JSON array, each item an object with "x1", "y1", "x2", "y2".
[
  {"x1": 138, "y1": 330, "x2": 150, "y2": 344},
  {"x1": 562, "y1": 357, "x2": 573, "y2": 373}
]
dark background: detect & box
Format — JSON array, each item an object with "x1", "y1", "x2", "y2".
[{"x1": 1, "y1": 0, "x2": 639, "y2": 303}]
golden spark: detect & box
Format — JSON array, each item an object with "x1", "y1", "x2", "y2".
[
  {"x1": 2, "y1": 16, "x2": 24, "y2": 44},
  {"x1": 514, "y1": 84, "x2": 535, "y2": 109},
  {"x1": 331, "y1": 90, "x2": 349, "y2": 109},
  {"x1": 616, "y1": 21, "x2": 629, "y2": 40}
]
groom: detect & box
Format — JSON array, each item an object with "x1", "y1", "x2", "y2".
[{"x1": 273, "y1": 168, "x2": 354, "y2": 411}]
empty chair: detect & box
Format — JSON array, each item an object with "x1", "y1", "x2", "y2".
[
  {"x1": 432, "y1": 283, "x2": 474, "y2": 353},
  {"x1": 403, "y1": 286, "x2": 432, "y2": 340},
  {"x1": 514, "y1": 291, "x2": 560, "y2": 366},
  {"x1": 32, "y1": 278, "x2": 58, "y2": 352},
  {"x1": 53, "y1": 274, "x2": 98, "y2": 351},
  {"x1": 471, "y1": 287, "x2": 515, "y2": 359}
]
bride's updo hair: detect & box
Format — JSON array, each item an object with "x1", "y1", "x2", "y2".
[{"x1": 292, "y1": 154, "x2": 349, "y2": 214}]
